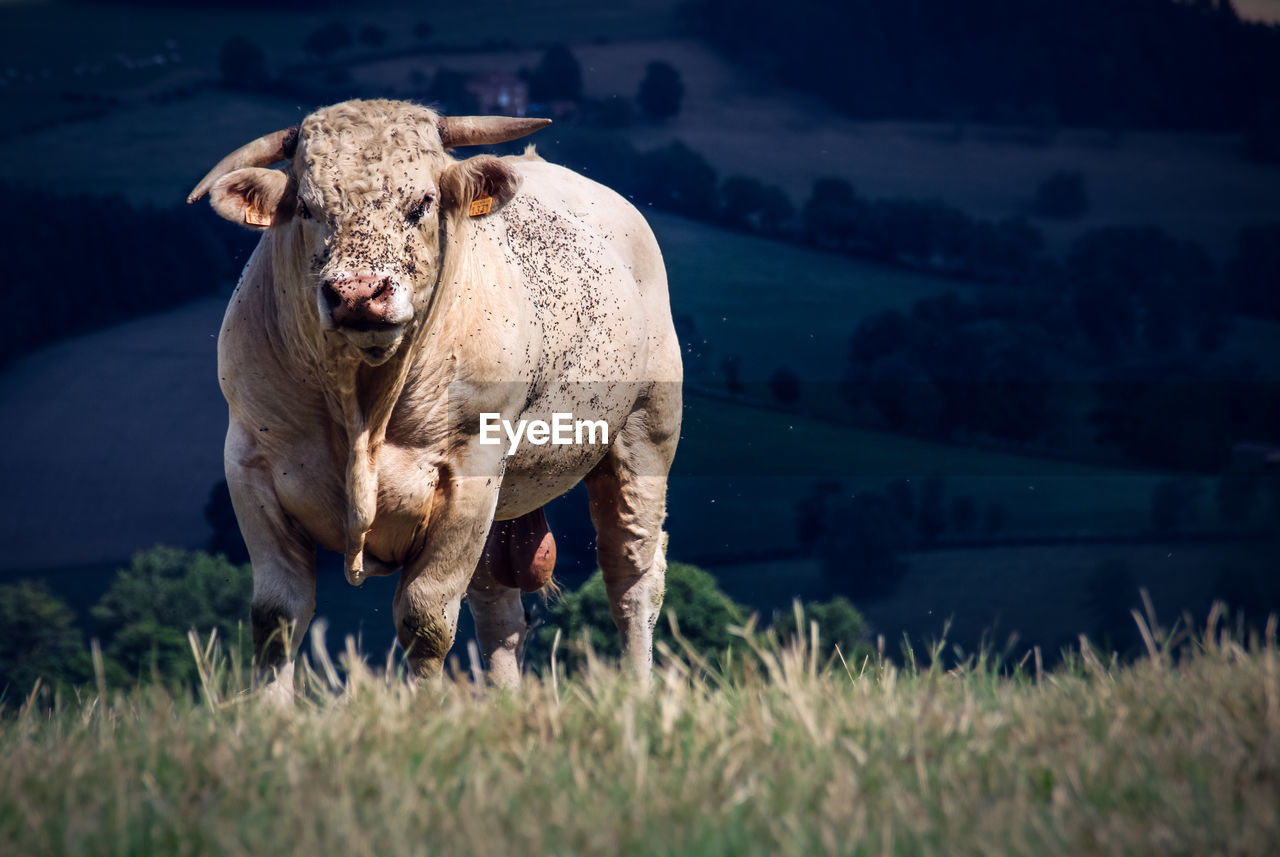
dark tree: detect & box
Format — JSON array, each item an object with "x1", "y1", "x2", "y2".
[
  {"x1": 1246, "y1": 99, "x2": 1280, "y2": 163},
  {"x1": 770, "y1": 367, "x2": 801, "y2": 405},
  {"x1": 917, "y1": 474, "x2": 947, "y2": 544},
  {"x1": 780, "y1": 596, "x2": 871, "y2": 661},
  {"x1": 756, "y1": 185, "x2": 795, "y2": 235},
  {"x1": 887, "y1": 478, "x2": 916, "y2": 523},
  {"x1": 426, "y1": 68, "x2": 480, "y2": 114},
  {"x1": 1082, "y1": 559, "x2": 1141, "y2": 656},
  {"x1": 1090, "y1": 361, "x2": 1280, "y2": 471},
  {"x1": 1150, "y1": 478, "x2": 1203, "y2": 534},
  {"x1": 950, "y1": 495, "x2": 977, "y2": 533},
  {"x1": 0, "y1": 582, "x2": 91, "y2": 695},
  {"x1": 692, "y1": 0, "x2": 1280, "y2": 132},
  {"x1": 1031, "y1": 170, "x2": 1089, "y2": 219},
  {"x1": 1228, "y1": 224, "x2": 1280, "y2": 321},
  {"x1": 1214, "y1": 474, "x2": 1260, "y2": 529},
  {"x1": 303, "y1": 22, "x2": 353, "y2": 59},
  {"x1": 634, "y1": 140, "x2": 718, "y2": 217},
  {"x1": 801, "y1": 177, "x2": 865, "y2": 249},
  {"x1": 848, "y1": 310, "x2": 912, "y2": 364},
  {"x1": 534, "y1": 129, "x2": 641, "y2": 198},
  {"x1": 983, "y1": 501, "x2": 1007, "y2": 536},
  {"x1": 530, "y1": 44, "x2": 583, "y2": 102},
  {"x1": 818, "y1": 490, "x2": 911, "y2": 600},
  {"x1": 721, "y1": 176, "x2": 794, "y2": 234},
  {"x1": 358, "y1": 24, "x2": 388, "y2": 49},
  {"x1": 636, "y1": 60, "x2": 685, "y2": 120},
  {"x1": 524, "y1": 563, "x2": 746, "y2": 673},
  {"x1": 721, "y1": 355, "x2": 744, "y2": 395},
  {"x1": 1068, "y1": 227, "x2": 1221, "y2": 355},
  {"x1": 720, "y1": 175, "x2": 767, "y2": 231},
  {"x1": 218, "y1": 36, "x2": 268, "y2": 90},
  {"x1": 91, "y1": 548, "x2": 252, "y2": 685},
  {"x1": 795, "y1": 479, "x2": 841, "y2": 548}
]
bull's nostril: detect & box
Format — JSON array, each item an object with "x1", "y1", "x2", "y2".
[{"x1": 321, "y1": 280, "x2": 342, "y2": 312}]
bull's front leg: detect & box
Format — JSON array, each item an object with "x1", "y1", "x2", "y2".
[
  {"x1": 225, "y1": 423, "x2": 317, "y2": 703},
  {"x1": 393, "y1": 447, "x2": 503, "y2": 683}
]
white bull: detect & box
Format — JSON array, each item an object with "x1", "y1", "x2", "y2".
[{"x1": 189, "y1": 99, "x2": 681, "y2": 690}]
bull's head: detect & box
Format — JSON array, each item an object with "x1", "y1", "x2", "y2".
[{"x1": 189, "y1": 100, "x2": 550, "y2": 365}]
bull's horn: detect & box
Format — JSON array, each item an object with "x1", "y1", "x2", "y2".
[
  {"x1": 186, "y1": 126, "x2": 300, "y2": 204},
  {"x1": 437, "y1": 116, "x2": 552, "y2": 148}
]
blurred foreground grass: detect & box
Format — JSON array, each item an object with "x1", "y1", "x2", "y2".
[{"x1": 2, "y1": 608, "x2": 1278, "y2": 857}]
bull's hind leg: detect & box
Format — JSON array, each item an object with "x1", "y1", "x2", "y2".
[
  {"x1": 467, "y1": 508, "x2": 556, "y2": 686},
  {"x1": 466, "y1": 537, "x2": 529, "y2": 689},
  {"x1": 585, "y1": 398, "x2": 680, "y2": 677}
]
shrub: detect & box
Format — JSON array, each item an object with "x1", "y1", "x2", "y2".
[
  {"x1": 633, "y1": 140, "x2": 718, "y2": 217},
  {"x1": 770, "y1": 367, "x2": 800, "y2": 405},
  {"x1": 1227, "y1": 223, "x2": 1280, "y2": 321},
  {"x1": 358, "y1": 25, "x2": 388, "y2": 48},
  {"x1": 527, "y1": 563, "x2": 747, "y2": 673},
  {"x1": 529, "y1": 44, "x2": 582, "y2": 102},
  {"x1": 636, "y1": 60, "x2": 684, "y2": 120},
  {"x1": 0, "y1": 581, "x2": 91, "y2": 696},
  {"x1": 303, "y1": 22, "x2": 353, "y2": 59},
  {"x1": 777, "y1": 596, "x2": 872, "y2": 662},
  {"x1": 1032, "y1": 170, "x2": 1089, "y2": 219},
  {"x1": 818, "y1": 490, "x2": 911, "y2": 599},
  {"x1": 1150, "y1": 478, "x2": 1203, "y2": 534},
  {"x1": 91, "y1": 547, "x2": 252, "y2": 685}
]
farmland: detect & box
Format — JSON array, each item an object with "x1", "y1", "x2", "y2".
[{"x1": 1, "y1": 0, "x2": 1278, "y2": 674}]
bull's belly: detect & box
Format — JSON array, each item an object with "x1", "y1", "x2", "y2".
[{"x1": 493, "y1": 443, "x2": 609, "y2": 520}]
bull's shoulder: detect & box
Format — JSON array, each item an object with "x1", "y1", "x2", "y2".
[{"x1": 501, "y1": 159, "x2": 666, "y2": 289}]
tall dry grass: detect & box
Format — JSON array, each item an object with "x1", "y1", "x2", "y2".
[{"x1": 2, "y1": 604, "x2": 1278, "y2": 857}]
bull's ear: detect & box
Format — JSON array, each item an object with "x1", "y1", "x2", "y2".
[
  {"x1": 439, "y1": 155, "x2": 521, "y2": 219},
  {"x1": 208, "y1": 167, "x2": 295, "y2": 230}
]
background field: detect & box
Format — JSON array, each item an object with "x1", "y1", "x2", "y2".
[{"x1": 1, "y1": 0, "x2": 1278, "y2": 666}]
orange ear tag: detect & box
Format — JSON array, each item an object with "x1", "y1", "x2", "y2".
[
  {"x1": 469, "y1": 197, "x2": 494, "y2": 217},
  {"x1": 244, "y1": 207, "x2": 271, "y2": 227}
]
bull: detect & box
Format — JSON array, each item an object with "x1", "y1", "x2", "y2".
[{"x1": 188, "y1": 99, "x2": 681, "y2": 693}]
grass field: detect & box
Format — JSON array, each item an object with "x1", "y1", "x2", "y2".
[{"x1": 2, "y1": 615, "x2": 1278, "y2": 857}]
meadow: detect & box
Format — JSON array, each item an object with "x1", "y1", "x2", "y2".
[{"x1": 2, "y1": 610, "x2": 1277, "y2": 857}]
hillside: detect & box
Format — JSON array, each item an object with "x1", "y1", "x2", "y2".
[{"x1": 2, "y1": 18, "x2": 1278, "y2": 260}]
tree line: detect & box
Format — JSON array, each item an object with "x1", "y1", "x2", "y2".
[
  {"x1": 0, "y1": 547, "x2": 871, "y2": 698},
  {"x1": 691, "y1": 0, "x2": 1280, "y2": 156},
  {"x1": 0, "y1": 184, "x2": 254, "y2": 367}
]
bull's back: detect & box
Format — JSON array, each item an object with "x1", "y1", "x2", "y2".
[
  {"x1": 484, "y1": 159, "x2": 681, "y2": 518},
  {"x1": 508, "y1": 159, "x2": 680, "y2": 383}
]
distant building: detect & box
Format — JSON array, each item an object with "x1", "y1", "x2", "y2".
[{"x1": 465, "y1": 72, "x2": 528, "y2": 117}]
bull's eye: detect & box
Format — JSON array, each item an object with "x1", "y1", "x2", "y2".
[
  {"x1": 406, "y1": 193, "x2": 434, "y2": 225},
  {"x1": 297, "y1": 200, "x2": 312, "y2": 220}
]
